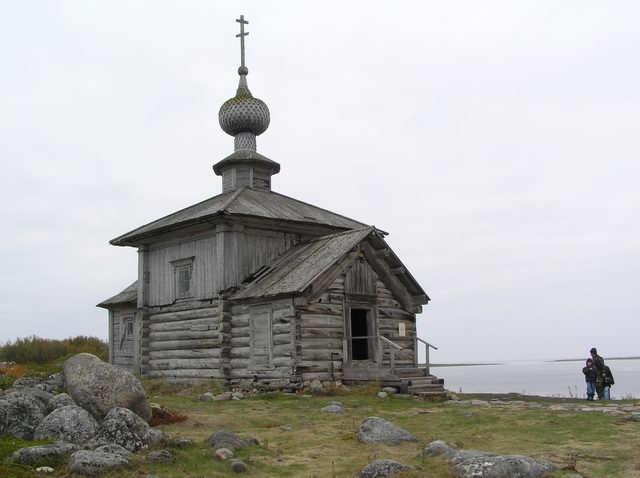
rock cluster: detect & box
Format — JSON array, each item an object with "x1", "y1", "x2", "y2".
[{"x1": 1, "y1": 353, "x2": 164, "y2": 476}]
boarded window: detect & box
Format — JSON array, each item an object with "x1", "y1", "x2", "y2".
[
  {"x1": 172, "y1": 258, "x2": 194, "y2": 299},
  {"x1": 250, "y1": 307, "x2": 273, "y2": 369}
]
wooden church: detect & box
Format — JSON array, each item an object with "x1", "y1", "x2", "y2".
[{"x1": 98, "y1": 17, "x2": 443, "y2": 396}]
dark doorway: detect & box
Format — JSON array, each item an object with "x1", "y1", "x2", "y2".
[{"x1": 350, "y1": 309, "x2": 369, "y2": 360}]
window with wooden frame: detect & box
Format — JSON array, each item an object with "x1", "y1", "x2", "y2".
[{"x1": 171, "y1": 257, "x2": 194, "y2": 300}]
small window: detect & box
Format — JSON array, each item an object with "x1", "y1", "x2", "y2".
[
  {"x1": 172, "y1": 257, "x2": 194, "y2": 300},
  {"x1": 126, "y1": 320, "x2": 134, "y2": 336}
]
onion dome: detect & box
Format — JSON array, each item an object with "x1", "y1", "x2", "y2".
[
  {"x1": 213, "y1": 15, "x2": 280, "y2": 193},
  {"x1": 219, "y1": 71, "x2": 270, "y2": 138}
]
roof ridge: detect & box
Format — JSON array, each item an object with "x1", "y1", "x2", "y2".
[
  {"x1": 268, "y1": 190, "x2": 369, "y2": 228},
  {"x1": 219, "y1": 185, "x2": 248, "y2": 211},
  {"x1": 305, "y1": 226, "x2": 374, "y2": 244}
]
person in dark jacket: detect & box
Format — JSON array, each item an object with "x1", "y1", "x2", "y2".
[
  {"x1": 590, "y1": 347, "x2": 605, "y2": 399},
  {"x1": 603, "y1": 365, "x2": 615, "y2": 400},
  {"x1": 582, "y1": 358, "x2": 598, "y2": 400}
]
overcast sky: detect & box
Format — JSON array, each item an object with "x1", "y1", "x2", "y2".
[{"x1": 1, "y1": 1, "x2": 638, "y2": 362}]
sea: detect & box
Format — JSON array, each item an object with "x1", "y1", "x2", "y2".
[{"x1": 432, "y1": 358, "x2": 640, "y2": 399}]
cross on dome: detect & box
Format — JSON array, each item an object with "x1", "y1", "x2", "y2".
[{"x1": 236, "y1": 15, "x2": 249, "y2": 74}]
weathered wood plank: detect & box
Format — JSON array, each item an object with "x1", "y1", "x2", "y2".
[
  {"x1": 149, "y1": 330, "x2": 219, "y2": 341},
  {"x1": 149, "y1": 317, "x2": 218, "y2": 332},
  {"x1": 149, "y1": 349, "x2": 221, "y2": 360},
  {"x1": 148, "y1": 358, "x2": 220, "y2": 370},
  {"x1": 148, "y1": 307, "x2": 219, "y2": 323},
  {"x1": 148, "y1": 338, "x2": 219, "y2": 350}
]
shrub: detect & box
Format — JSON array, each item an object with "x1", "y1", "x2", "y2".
[{"x1": 0, "y1": 335, "x2": 108, "y2": 364}]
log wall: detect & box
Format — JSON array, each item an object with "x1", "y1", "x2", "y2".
[
  {"x1": 142, "y1": 300, "x2": 223, "y2": 380},
  {"x1": 296, "y1": 276, "x2": 346, "y2": 382},
  {"x1": 376, "y1": 279, "x2": 417, "y2": 367}
]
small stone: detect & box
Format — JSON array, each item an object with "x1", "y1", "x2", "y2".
[
  {"x1": 143, "y1": 428, "x2": 164, "y2": 445},
  {"x1": 214, "y1": 447, "x2": 234, "y2": 460},
  {"x1": 322, "y1": 380, "x2": 333, "y2": 389},
  {"x1": 168, "y1": 436, "x2": 193, "y2": 447},
  {"x1": 231, "y1": 392, "x2": 244, "y2": 400},
  {"x1": 198, "y1": 392, "x2": 214, "y2": 402},
  {"x1": 421, "y1": 440, "x2": 453, "y2": 457},
  {"x1": 378, "y1": 391, "x2": 388, "y2": 399},
  {"x1": 213, "y1": 391, "x2": 233, "y2": 401},
  {"x1": 148, "y1": 449, "x2": 174, "y2": 463},
  {"x1": 12, "y1": 442, "x2": 78, "y2": 466},
  {"x1": 382, "y1": 387, "x2": 397, "y2": 394},
  {"x1": 357, "y1": 459, "x2": 410, "y2": 478},
  {"x1": 279, "y1": 425, "x2": 293, "y2": 432},
  {"x1": 309, "y1": 380, "x2": 323, "y2": 392},
  {"x1": 207, "y1": 430, "x2": 256, "y2": 451},
  {"x1": 321, "y1": 404, "x2": 344, "y2": 414},
  {"x1": 230, "y1": 460, "x2": 248, "y2": 473},
  {"x1": 35, "y1": 466, "x2": 54, "y2": 474},
  {"x1": 470, "y1": 399, "x2": 490, "y2": 407},
  {"x1": 624, "y1": 412, "x2": 640, "y2": 422},
  {"x1": 328, "y1": 401, "x2": 343, "y2": 406}
]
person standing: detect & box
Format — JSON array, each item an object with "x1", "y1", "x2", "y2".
[
  {"x1": 590, "y1": 347, "x2": 605, "y2": 399},
  {"x1": 603, "y1": 365, "x2": 615, "y2": 400},
  {"x1": 582, "y1": 358, "x2": 598, "y2": 400}
]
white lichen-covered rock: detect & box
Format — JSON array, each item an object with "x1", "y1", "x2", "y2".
[
  {"x1": 68, "y1": 450, "x2": 129, "y2": 476},
  {"x1": 142, "y1": 427, "x2": 164, "y2": 445},
  {"x1": 357, "y1": 459, "x2": 410, "y2": 478},
  {"x1": 356, "y1": 417, "x2": 417, "y2": 444},
  {"x1": 422, "y1": 440, "x2": 557, "y2": 478},
  {"x1": 104, "y1": 407, "x2": 150, "y2": 439},
  {"x1": 0, "y1": 390, "x2": 48, "y2": 439},
  {"x1": 91, "y1": 418, "x2": 144, "y2": 452},
  {"x1": 11, "y1": 442, "x2": 78, "y2": 465},
  {"x1": 147, "y1": 449, "x2": 174, "y2": 463},
  {"x1": 47, "y1": 393, "x2": 75, "y2": 412},
  {"x1": 35, "y1": 466, "x2": 55, "y2": 474},
  {"x1": 94, "y1": 443, "x2": 132, "y2": 457},
  {"x1": 321, "y1": 404, "x2": 345, "y2": 414},
  {"x1": 34, "y1": 405, "x2": 98, "y2": 443},
  {"x1": 63, "y1": 353, "x2": 151, "y2": 421}
]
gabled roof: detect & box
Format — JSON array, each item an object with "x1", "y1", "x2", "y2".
[
  {"x1": 97, "y1": 281, "x2": 138, "y2": 309},
  {"x1": 232, "y1": 228, "x2": 374, "y2": 300},
  {"x1": 110, "y1": 187, "x2": 367, "y2": 246}
]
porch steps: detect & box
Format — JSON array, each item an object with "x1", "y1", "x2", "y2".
[{"x1": 344, "y1": 365, "x2": 447, "y2": 400}]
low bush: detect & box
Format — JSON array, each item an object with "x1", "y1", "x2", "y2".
[{"x1": 0, "y1": 335, "x2": 108, "y2": 364}]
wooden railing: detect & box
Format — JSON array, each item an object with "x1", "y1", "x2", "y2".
[
  {"x1": 344, "y1": 335, "x2": 435, "y2": 375},
  {"x1": 415, "y1": 337, "x2": 438, "y2": 375}
]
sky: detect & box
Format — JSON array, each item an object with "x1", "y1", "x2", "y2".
[{"x1": 1, "y1": 1, "x2": 639, "y2": 363}]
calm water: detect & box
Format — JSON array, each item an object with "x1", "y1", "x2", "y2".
[{"x1": 433, "y1": 359, "x2": 640, "y2": 399}]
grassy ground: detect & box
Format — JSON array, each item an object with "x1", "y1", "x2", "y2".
[{"x1": 3, "y1": 385, "x2": 638, "y2": 478}]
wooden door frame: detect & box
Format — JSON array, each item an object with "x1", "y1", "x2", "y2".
[{"x1": 344, "y1": 303, "x2": 379, "y2": 366}]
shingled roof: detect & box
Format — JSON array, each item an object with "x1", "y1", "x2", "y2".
[
  {"x1": 232, "y1": 228, "x2": 374, "y2": 300},
  {"x1": 97, "y1": 281, "x2": 138, "y2": 308},
  {"x1": 110, "y1": 187, "x2": 366, "y2": 246}
]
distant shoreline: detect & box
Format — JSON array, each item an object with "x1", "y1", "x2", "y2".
[
  {"x1": 430, "y1": 362, "x2": 503, "y2": 368},
  {"x1": 552, "y1": 356, "x2": 640, "y2": 363}
]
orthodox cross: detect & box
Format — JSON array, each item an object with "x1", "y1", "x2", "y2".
[{"x1": 236, "y1": 15, "x2": 249, "y2": 69}]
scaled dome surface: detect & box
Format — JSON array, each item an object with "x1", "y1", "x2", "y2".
[{"x1": 219, "y1": 93, "x2": 270, "y2": 137}]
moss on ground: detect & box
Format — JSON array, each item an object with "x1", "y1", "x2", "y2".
[{"x1": 2, "y1": 390, "x2": 639, "y2": 477}]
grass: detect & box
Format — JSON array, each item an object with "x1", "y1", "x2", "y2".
[{"x1": 2, "y1": 378, "x2": 640, "y2": 477}]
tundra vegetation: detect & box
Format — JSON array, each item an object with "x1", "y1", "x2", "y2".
[{"x1": 1, "y1": 341, "x2": 639, "y2": 477}]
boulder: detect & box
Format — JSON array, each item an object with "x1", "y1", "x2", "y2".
[
  {"x1": 11, "y1": 442, "x2": 78, "y2": 466},
  {"x1": 207, "y1": 430, "x2": 258, "y2": 451},
  {"x1": 47, "y1": 392, "x2": 75, "y2": 412},
  {"x1": 377, "y1": 392, "x2": 388, "y2": 399},
  {"x1": 0, "y1": 390, "x2": 47, "y2": 439},
  {"x1": 5, "y1": 387, "x2": 54, "y2": 407},
  {"x1": 148, "y1": 449, "x2": 174, "y2": 463},
  {"x1": 356, "y1": 417, "x2": 417, "y2": 444},
  {"x1": 94, "y1": 444, "x2": 131, "y2": 457},
  {"x1": 63, "y1": 353, "x2": 151, "y2": 421},
  {"x1": 198, "y1": 392, "x2": 214, "y2": 401},
  {"x1": 321, "y1": 404, "x2": 345, "y2": 414},
  {"x1": 357, "y1": 459, "x2": 410, "y2": 478},
  {"x1": 13, "y1": 376, "x2": 43, "y2": 387},
  {"x1": 92, "y1": 418, "x2": 144, "y2": 452},
  {"x1": 422, "y1": 440, "x2": 557, "y2": 478},
  {"x1": 68, "y1": 449, "x2": 129, "y2": 476},
  {"x1": 34, "y1": 405, "x2": 98, "y2": 443},
  {"x1": 213, "y1": 391, "x2": 233, "y2": 401},
  {"x1": 104, "y1": 407, "x2": 150, "y2": 439}
]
